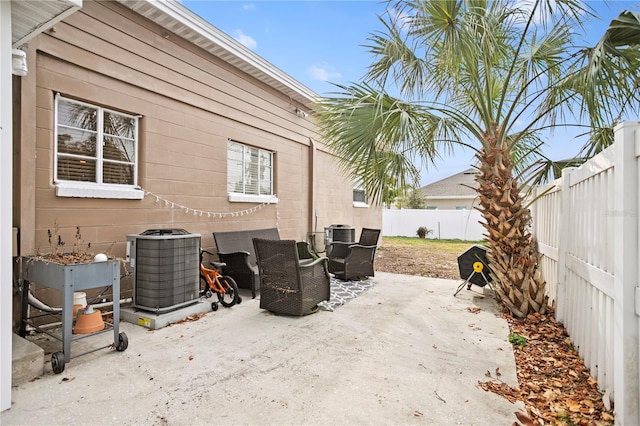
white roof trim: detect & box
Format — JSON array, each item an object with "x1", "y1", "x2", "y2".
[
  {"x1": 116, "y1": 0, "x2": 319, "y2": 107},
  {"x1": 11, "y1": 0, "x2": 82, "y2": 47}
]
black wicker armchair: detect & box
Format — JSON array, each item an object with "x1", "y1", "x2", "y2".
[
  {"x1": 253, "y1": 238, "x2": 330, "y2": 316},
  {"x1": 328, "y1": 228, "x2": 381, "y2": 281},
  {"x1": 213, "y1": 228, "x2": 280, "y2": 299}
]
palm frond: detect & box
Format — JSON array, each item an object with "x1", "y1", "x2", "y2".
[{"x1": 314, "y1": 83, "x2": 457, "y2": 204}]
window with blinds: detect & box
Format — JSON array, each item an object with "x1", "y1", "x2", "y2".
[
  {"x1": 353, "y1": 188, "x2": 366, "y2": 203},
  {"x1": 353, "y1": 179, "x2": 368, "y2": 206},
  {"x1": 55, "y1": 95, "x2": 138, "y2": 187},
  {"x1": 227, "y1": 140, "x2": 274, "y2": 197}
]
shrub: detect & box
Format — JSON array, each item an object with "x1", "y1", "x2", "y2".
[{"x1": 416, "y1": 226, "x2": 433, "y2": 238}]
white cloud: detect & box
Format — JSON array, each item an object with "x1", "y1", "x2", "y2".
[
  {"x1": 242, "y1": 4, "x2": 256, "y2": 11},
  {"x1": 512, "y1": 0, "x2": 586, "y2": 25},
  {"x1": 389, "y1": 6, "x2": 412, "y2": 33},
  {"x1": 232, "y1": 29, "x2": 257, "y2": 50},
  {"x1": 307, "y1": 64, "x2": 342, "y2": 82}
]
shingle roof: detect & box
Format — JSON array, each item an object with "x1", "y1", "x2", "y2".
[{"x1": 420, "y1": 169, "x2": 477, "y2": 198}]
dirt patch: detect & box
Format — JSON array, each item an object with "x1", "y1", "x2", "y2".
[{"x1": 375, "y1": 244, "x2": 460, "y2": 279}]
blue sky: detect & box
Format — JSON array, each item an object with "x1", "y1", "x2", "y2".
[{"x1": 183, "y1": 0, "x2": 639, "y2": 186}]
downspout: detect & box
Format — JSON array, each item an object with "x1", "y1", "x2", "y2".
[
  {"x1": 18, "y1": 42, "x2": 37, "y2": 257},
  {"x1": 308, "y1": 138, "x2": 316, "y2": 236}
]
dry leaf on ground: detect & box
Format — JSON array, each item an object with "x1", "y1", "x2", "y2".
[{"x1": 375, "y1": 240, "x2": 614, "y2": 425}]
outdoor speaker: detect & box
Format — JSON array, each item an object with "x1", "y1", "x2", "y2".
[{"x1": 457, "y1": 244, "x2": 492, "y2": 287}]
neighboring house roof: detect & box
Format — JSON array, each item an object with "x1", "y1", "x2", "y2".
[
  {"x1": 116, "y1": 0, "x2": 318, "y2": 108},
  {"x1": 420, "y1": 168, "x2": 478, "y2": 199}
]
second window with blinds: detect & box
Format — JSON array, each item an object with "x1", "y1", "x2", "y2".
[
  {"x1": 227, "y1": 140, "x2": 276, "y2": 203},
  {"x1": 353, "y1": 179, "x2": 369, "y2": 208}
]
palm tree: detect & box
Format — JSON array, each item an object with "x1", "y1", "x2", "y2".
[{"x1": 315, "y1": 1, "x2": 640, "y2": 318}]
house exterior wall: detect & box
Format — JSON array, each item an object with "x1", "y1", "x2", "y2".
[
  {"x1": 313, "y1": 145, "x2": 381, "y2": 232},
  {"x1": 424, "y1": 197, "x2": 479, "y2": 210},
  {"x1": 13, "y1": 0, "x2": 381, "y2": 309}
]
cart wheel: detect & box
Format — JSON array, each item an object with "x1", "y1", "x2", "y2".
[
  {"x1": 237, "y1": 296, "x2": 242, "y2": 304},
  {"x1": 51, "y1": 351, "x2": 65, "y2": 374},
  {"x1": 116, "y1": 332, "x2": 128, "y2": 352},
  {"x1": 211, "y1": 302, "x2": 219, "y2": 311}
]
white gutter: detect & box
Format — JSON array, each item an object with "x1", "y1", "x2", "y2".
[{"x1": 117, "y1": 0, "x2": 319, "y2": 106}]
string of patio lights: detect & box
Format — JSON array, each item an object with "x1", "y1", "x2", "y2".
[{"x1": 143, "y1": 190, "x2": 278, "y2": 220}]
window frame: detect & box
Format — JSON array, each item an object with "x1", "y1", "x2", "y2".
[
  {"x1": 352, "y1": 179, "x2": 369, "y2": 208},
  {"x1": 227, "y1": 140, "x2": 277, "y2": 203},
  {"x1": 54, "y1": 94, "x2": 143, "y2": 199}
]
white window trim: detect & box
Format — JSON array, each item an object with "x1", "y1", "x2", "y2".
[
  {"x1": 54, "y1": 94, "x2": 140, "y2": 198},
  {"x1": 352, "y1": 179, "x2": 368, "y2": 208},
  {"x1": 227, "y1": 140, "x2": 275, "y2": 201},
  {"x1": 56, "y1": 182, "x2": 144, "y2": 199},
  {"x1": 228, "y1": 193, "x2": 279, "y2": 204}
]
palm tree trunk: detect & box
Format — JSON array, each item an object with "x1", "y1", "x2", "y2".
[{"x1": 476, "y1": 136, "x2": 547, "y2": 318}]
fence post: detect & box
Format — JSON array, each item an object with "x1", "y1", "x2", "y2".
[
  {"x1": 612, "y1": 121, "x2": 640, "y2": 424},
  {"x1": 555, "y1": 167, "x2": 575, "y2": 324}
]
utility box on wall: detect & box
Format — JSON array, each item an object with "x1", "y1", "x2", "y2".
[
  {"x1": 126, "y1": 229, "x2": 200, "y2": 314},
  {"x1": 12, "y1": 227, "x2": 18, "y2": 257}
]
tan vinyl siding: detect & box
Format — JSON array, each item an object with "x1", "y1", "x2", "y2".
[
  {"x1": 41, "y1": 2, "x2": 314, "y2": 143},
  {"x1": 312, "y1": 145, "x2": 382, "y2": 231},
  {"x1": 423, "y1": 198, "x2": 479, "y2": 210},
  {"x1": 14, "y1": 0, "x2": 381, "y2": 309},
  {"x1": 22, "y1": 1, "x2": 313, "y2": 256}
]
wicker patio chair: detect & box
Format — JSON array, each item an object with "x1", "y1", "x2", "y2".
[
  {"x1": 296, "y1": 241, "x2": 315, "y2": 262},
  {"x1": 328, "y1": 228, "x2": 381, "y2": 281},
  {"x1": 253, "y1": 238, "x2": 330, "y2": 316},
  {"x1": 213, "y1": 228, "x2": 280, "y2": 299}
]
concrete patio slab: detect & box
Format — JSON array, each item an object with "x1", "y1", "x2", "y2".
[
  {"x1": 2, "y1": 272, "x2": 523, "y2": 425},
  {"x1": 11, "y1": 334, "x2": 43, "y2": 386},
  {"x1": 120, "y1": 299, "x2": 214, "y2": 330}
]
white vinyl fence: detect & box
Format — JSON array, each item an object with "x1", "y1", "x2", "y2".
[
  {"x1": 530, "y1": 121, "x2": 640, "y2": 425},
  {"x1": 383, "y1": 208, "x2": 485, "y2": 241}
]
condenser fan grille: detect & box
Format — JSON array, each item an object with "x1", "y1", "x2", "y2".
[{"x1": 127, "y1": 229, "x2": 201, "y2": 313}]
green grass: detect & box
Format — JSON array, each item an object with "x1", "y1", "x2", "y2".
[{"x1": 380, "y1": 236, "x2": 485, "y2": 254}]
